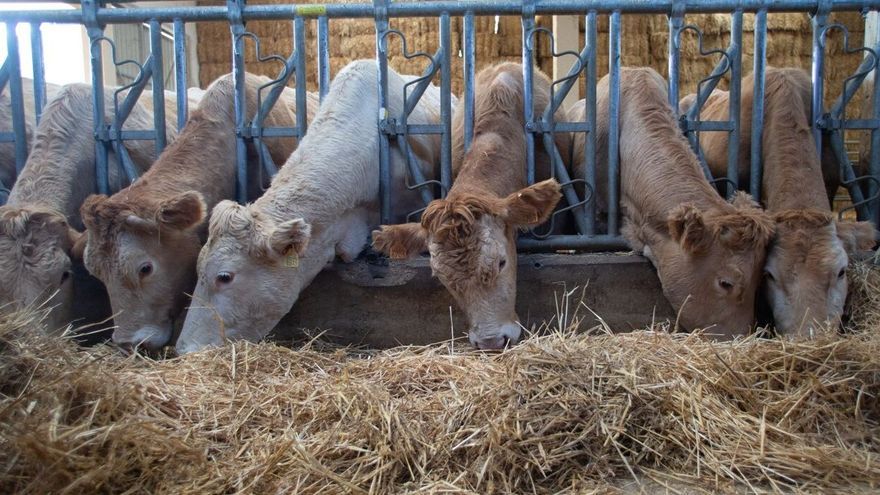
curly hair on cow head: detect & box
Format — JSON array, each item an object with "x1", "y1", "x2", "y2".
[
  {"x1": 420, "y1": 193, "x2": 505, "y2": 247},
  {"x1": 772, "y1": 208, "x2": 834, "y2": 230}
]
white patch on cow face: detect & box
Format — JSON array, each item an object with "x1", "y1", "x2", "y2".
[
  {"x1": 764, "y1": 227, "x2": 849, "y2": 338},
  {"x1": 428, "y1": 215, "x2": 521, "y2": 349}
]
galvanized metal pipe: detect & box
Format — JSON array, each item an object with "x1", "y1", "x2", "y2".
[
  {"x1": 811, "y1": 1, "x2": 831, "y2": 155},
  {"x1": 462, "y1": 11, "x2": 475, "y2": 152},
  {"x1": 725, "y1": 9, "x2": 743, "y2": 197},
  {"x1": 750, "y1": 8, "x2": 768, "y2": 200},
  {"x1": 583, "y1": 10, "x2": 598, "y2": 235},
  {"x1": 317, "y1": 15, "x2": 330, "y2": 102},
  {"x1": 173, "y1": 18, "x2": 188, "y2": 131},
  {"x1": 5, "y1": 22, "x2": 27, "y2": 175},
  {"x1": 29, "y1": 22, "x2": 46, "y2": 124},
  {"x1": 83, "y1": 0, "x2": 110, "y2": 195},
  {"x1": 228, "y1": 0, "x2": 249, "y2": 204},
  {"x1": 667, "y1": 1, "x2": 685, "y2": 112},
  {"x1": 374, "y1": 0, "x2": 392, "y2": 223},
  {"x1": 294, "y1": 15, "x2": 308, "y2": 137},
  {"x1": 521, "y1": 0, "x2": 537, "y2": 186},
  {"x1": 439, "y1": 13, "x2": 452, "y2": 195},
  {"x1": 148, "y1": 19, "x2": 167, "y2": 153},
  {"x1": 518, "y1": 234, "x2": 630, "y2": 252},
  {"x1": 871, "y1": 11, "x2": 880, "y2": 224},
  {"x1": 607, "y1": 11, "x2": 621, "y2": 236}
]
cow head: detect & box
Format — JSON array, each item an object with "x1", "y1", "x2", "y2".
[
  {"x1": 176, "y1": 200, "x2": 324, "y2": 354},
  {"x1": 633, "y1": 192, "x2": 775, "y2": 339},
  {"x1": 78, "y1": 191, "x2": 205, "y2": 351},
  {"x1": 0, "y1": 206, "x2": 81, "y2": 331},
  {"x1": 372, "y1": 179, "x2": 562, "y2": 349},
  {"x1": 763, "y1": 209, "x2": 875, "y2": 338}
]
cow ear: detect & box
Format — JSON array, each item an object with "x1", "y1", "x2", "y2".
[
  {"x1": 668, "y1": 204, "x2": 711, "y2": 254},
  {"x1": 372, "y1": 223, "x2": 428, "y2": 259},
  {"x1": 70, "y1": 231, "x2": 87, "y2": 261},
  {"x1": 157, "y1": 191, "x2": 206, "y2": 231},
  {"x1": 503, "y1": 179, "x2": 562, "y2": 227},
  {"x1": 836, "y1": 220, "x2": 877, "y2": 254},
  {"x1": 269, "y1": 218, "x2": 311, "y2": 257},
  {"x1": 80, "y1": 194, "x2": 108, "y2": 230}
]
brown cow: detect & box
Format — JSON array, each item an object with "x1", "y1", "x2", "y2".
[
  {"x1": 681, "y1": 68, "x2": 875, "y2": 337},
  {"x1": 174, "y1": 60, "x2": 443, "y2": 354},
  {"x1": 77, "y1": 73, "x2": 319, "y2": 351},
  {"x1": 0, "y1": 83, "x2": 193, "y2": 332},
  {"x1": 569, "y1": 67, "x2": 776, "y2": 339},
  {"x1": 372, "y1": 63, "x2": 569, "y2": 349}
]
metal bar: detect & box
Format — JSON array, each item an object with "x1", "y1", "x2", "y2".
[
  {"x1": 682, "y1": 121, "x2": 737, "y2": 132},
  {"x1": 374, "y1": 0, "x2": 392, "y2": 223},
  {"x1": 0, "y1": 59, "x2": 9, "y2": 93},
  {"x1": 750, "y1": 8, "x2": 768, "y2": 200},
  {"x1": 829, "y1": 129, "x2": 871, "y2": 219},
  {"x1": 173, "y1": 18, "x2": 188, "y2": 130},
  {"x1": 403, "y1": 143, "x2": 436, "y2": 207},
  {"x1": 294, "y1": 15, "x2": 308, "y2": 138},
  {"x1": 402, "y1": 48, "x2": 442, "y2": 116},
  {"x1": 541, "y1": 132, "x2": 587, "y2": 234},
  {"x1": 148, "y1": 19, "x2": 167, "y2": 152},
  {"x1": 463, "y1": 11, "x2": 475, "y2": 152},
  {"x1": 113, "y1": 56, "x2": 153, "y2": 125},
  {"x1": 111, "y1": 137, "x2": 141, "y2": 185},
  {"x1": 584, "y1": 10, "x2": 597, "y2": 235},
  {"x1": 726, "y1": 9, "x2": 743, "y2": 197},
  {"x1": 517, "y1": 234, "x2": 630, "y2": 252},
  {"x1": 253, "y1": 52, "x2": 298, "y2": 132},
  {"x1": 607, "y1": 10, "x2": 621, "y2": 236},
  {"x1": 228, "y1": 0, "x2": 248, "y2": 204},
  {"x1": 811, "y1": 1, "x2": 831, "y2": 155},
  {"x1": 5, "y1": 2, "x2": 880, "y2": 24},
  {"x1": 827, "y1": 52, "x2": 878, "y2": 118},
  {"x1": 30, "y1": 22, "x2": 46, "y2": 124},
  {"x1": 317, "y1": 15, "x2": 330, "y2": 102},
  {"x1": 667, "y1": 1, "x2": 685, "y2": 112},
  {"x1": 439, "y1": 12, "x2": 452, "y2": 195},
  {"x1": 521, "y1": 0, "x2": 537, "y2": 186},
  {"x1": 869, "y1": 10, "x2": 880, "y2": 224},
  {"x1": 684, "y1": 50, "x2": 735, "y2": 122},
  {"x1": 84, "y1": 0, "x2": 110, "y2": 195},
  {"x1": 5, "y1": 22, "x2": 27, "y2": 175}
]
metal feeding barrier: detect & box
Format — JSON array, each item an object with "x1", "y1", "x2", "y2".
[{"x1": 1, "y1": 0, "x2": 880, "y2": 252}]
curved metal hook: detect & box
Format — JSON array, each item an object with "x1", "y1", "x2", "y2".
[
  {"x1": 839, "y1": 174, "x2": 880, "y2": 220},
  {"x1": 676, "y1": 25, "x2": 732, "y2": 122},
  {"x1": 90, "y1": 36, "x2": 148, "y2": 115},
  {"x1": 527, "y1": 178, "x2": 594, "y2": 240},
  {"x1": 526, "y1": 27, "x2": 589, "y2": 105},
  {"x1": 236, "y1": 32, "x2": 291, "y2": 123}
]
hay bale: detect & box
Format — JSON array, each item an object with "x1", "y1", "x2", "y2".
[{"x1": 1, "y1": 261, "x2": 880, "y2": 492}]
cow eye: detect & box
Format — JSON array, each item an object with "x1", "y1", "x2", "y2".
[
  {"x1": 138, "y1": 262, "x2": 153, "y2": 277},
  {"x1": 838, "y1": 268, "x2": 846, "y2": 279},
  {"x1": 498, "y1": 259, "x2": 507, "y2": 270},
  {"x1": 216, "y1": 271, "x2": 234, "y2": 285},
  {"x1": 764, "y1": 271, "x2": 775, "y2": 282},
  {"x1": 60, "y1": 270, "x2": 71, "y2": 285}
]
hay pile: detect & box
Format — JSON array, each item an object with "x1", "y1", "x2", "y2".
[{"x1": 1, "y1": 265, "x2": 880, "y2": 493}]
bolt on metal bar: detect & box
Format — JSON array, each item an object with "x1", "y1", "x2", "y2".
[
  {"x1": 584, "y1": 10, "x2": 598, "y2": 235},
  {"x1": 29, "y1": 22, "x2": 46, "y2": 124},
  {"x1": 521, "y1": 0, "x2": 537, "y2": 187},
  {"x1": 317, "y1": 15, "x2": 330, "y2": 102},
  {"x1": 148, "y1": 19, "x2": 167, "y2": 153},
  {"x1": 463, "y1": 11, "x2": 475, "y2": 153},
  {"x1": 439, "y1": 12, "x2": 452, "y2": 196},
  {"x1": 750, "y1": 8, "x2": 768, "y2": 201},
  {"x1": 173, "y1": 18, "x2": 188, "y2": 131},
  {"x1": 607, "y1": 10, "x2": 622, "y2": 236},
  {"x1": 726, "y1": 9, "x2": 743, "y2": 197},
  {"x1": 5, "y1": 22, "x2": 27, "y2": 176}
]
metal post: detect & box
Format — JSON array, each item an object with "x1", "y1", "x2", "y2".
[
  {"x1": 750, "y1": 8, "x2": 768, "y2": 201},
  {"x1": 83, "y1": 0, "x2": 110, "y2": 195},
  {"x1": 726, "y1": 9, "x2": 743, "y2": 197},
  {"x1": 173, "y1": 18, "x2": 188, "y2": 131},
  {"x1": 811, "y1": 0, "x2": 832, "y2": 156},
  {"x1": 29, "y1": 22, "x2": 46, "y2": 124},
  {"x1": 667, "y1": 1, "x2": 685, "y2": 113},
  {"x1": 373, "y1": 0, "x2": 391, "y2": 223},
  {"x1": 317, "y1": 15, "x2": 330, "y2": 102},
  {"x1": 148, "y1": 19, "x2": 167, "y2": 152},
  {"x1": 462, "y1": 11, "x2": 475, "y2": 153},
  {"x1": 521, "y1": 0, "x2": 536, "y2": 186},
  {"x1": 294, "y1": 15, "x2": 308, "y2": 137},
  {"x1": 5, "y1": 22, "x2": 27, "y2": 175},
  {"x1": 584, "y1": 10, "x2": 597, "y2": 235},
  {"x1": 228, "y1": 0, "x2": 248, "y2": 204},
  {"x1": 439, "y1": 12, "x2": 452, "y2": 195},
  {"x1": 607, "y1": 10, "x2": 621, "y2": 236},
  {"x1": 870, "y1": 10, "x2": 880, "y2": 224}
]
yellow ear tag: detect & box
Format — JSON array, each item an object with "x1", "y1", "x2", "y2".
[{"x1": 284, "y1": 251, "x2": 300, "y2": 268}]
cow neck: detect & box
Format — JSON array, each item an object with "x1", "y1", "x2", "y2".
[
  {"x1": 758, "y1": 84, "x2": 830, "y2": 213},
  {"x1": 618, "y1": 77, "x2": 728, "y2": 228},
  {"x1": 122, "y1": 115, "x2": 237, "y2": 214}
]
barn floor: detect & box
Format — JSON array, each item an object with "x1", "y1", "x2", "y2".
[{"x1": 0, "y1": 262, "x2": 878, "y2": 493}]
